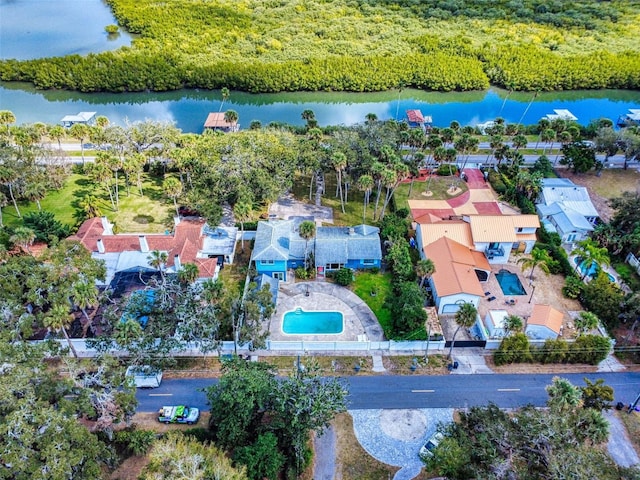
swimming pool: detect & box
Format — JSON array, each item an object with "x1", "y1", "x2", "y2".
[
  {"x1": 495, "y1": 270, "x2": 527, "y2": 296},
  {"x1": 282, "y1": 308, "x2": 344, "y2": 335},
  {"x1": 574, "y1": 257, "x2": 616, "y2": 282}
]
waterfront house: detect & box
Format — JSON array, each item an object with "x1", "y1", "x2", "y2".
[
  {"x1": 525, "y1": 304, "x2": 563, "y2": 340},
  {"x1": 536, "y1": 178, "x2": 599, "y2": 244},
  {"x1": 617, "y1": 109, "x2": 640, "y2": 128},
  {"x1": 542, "y1": 109, "x2": 577, "y2": 122},
  {"x1": 203, "y1": 112, "x2": 239, "y2": 133},
  {"x1": 251, "y1": 219, "x2": 382, "y2": 281},
  {"x1": 406, "y1": 109, "x2": 432, "y2": 129},
  {"x1": 61, "y1": 111, "x2": 97, "y2": 128},
  {"x1": 423, "y1": 236, "x2": 491, "y2": 314},
  {"x1": 71, "y1": 216, "x2": 233, "y2": 286}
]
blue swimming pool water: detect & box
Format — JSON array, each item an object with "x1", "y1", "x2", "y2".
[
  {"x1": 283, "y1": 308, "x2": 344, "y2": 335},
  {"x1": 574, "y1": 257, "x2": 616, "y2": 282},
  {"x1": 495, "y1": 270, "x2": 527, "y2": 296}
]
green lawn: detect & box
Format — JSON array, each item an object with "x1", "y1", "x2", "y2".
[
  {"x1": 2, "y1": 172, "x2": 176, "y2": 234},
  {"x1": 394, "y1": 176, "x2": 469, "y2": 211},
  {"x1": 352, "y1": 271, "x2": 393, "y2": 336}
]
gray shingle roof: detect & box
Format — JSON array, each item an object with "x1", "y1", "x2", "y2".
[
  {"x1": 539, "y1": 178, "x2": 599, "y2": 218},
  {"x1": 251, "y1": 220, "x2": 292, "y2": 262}
]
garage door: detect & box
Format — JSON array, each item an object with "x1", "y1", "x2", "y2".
[{"x1": 442, "y1": 304, "x2": 461, "y2": 314}]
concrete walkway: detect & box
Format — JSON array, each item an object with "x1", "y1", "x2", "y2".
[
  {"x1": 605, "y1": 410, "x2": 640, "y2": 467},
  {"x1": 450, "y1": 348, "x2": 494, "y2": 374}
]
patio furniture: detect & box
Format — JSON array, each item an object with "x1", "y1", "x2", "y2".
[
  {"x1": 487, "y1": 296, "x2": 496, "y2": 302},
  {"x1": 484, "y1": 291, "x2": 491, "y2": 296}
]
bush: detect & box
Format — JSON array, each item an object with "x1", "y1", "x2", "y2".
[
  {"x1": 334, "y1": 268, "x2": 353, "y2": 286},
  {"x1": 237, "y1": 221, "x2": 258, "y2": 231},
  {"x1": 233, "y1": 432, "x2": 285, "y2": 480},
  {"x1": 538, "y1": 338, "x2": 569, "y2": 364},
  {"x1": 436, "y1": 164, "x2": 458, "y2": 176},
  {"x1": 295, "y1": 266, "x2": 312, "y2": 280},
  {"x1": 562, "y1": 276, "x2": 584, "y2": 299},
  {"x1": 488, "y1": 170, "x2": 507, "y2": 195},
  {"x1": 395, "y1": 207, "x2": 410, "y2": 219},
  {"x1": 183, "y1": 427, "x2": 216, "y2": 443},
  {"x1": 23, "y1": 211, "x2": 71, "y2": 244},
  {"x1": 568, "y1": 335, "x2": 611, "y2": 364},
  {"x1": 114, "y1": 428, "x2": 156, "y2": 456},
  {"x1": 493, "y1": 333, "x2": 532, "y2": 365}
]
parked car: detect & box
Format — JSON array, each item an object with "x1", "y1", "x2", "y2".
[
  {"x1": 419, "y1": 431, "x2": 444, "y2": 459},
  {"x1": 157, "y1": 405, "x2": 200, "y2": 425}
]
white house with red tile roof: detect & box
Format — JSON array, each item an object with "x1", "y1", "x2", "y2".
[{"x1": 71, "y1": 216, "x2": 236, "y2": 286}]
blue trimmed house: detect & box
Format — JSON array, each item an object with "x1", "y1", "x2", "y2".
[{"x1": 251, "y1": 220, "x2": 382, "y2": 281}]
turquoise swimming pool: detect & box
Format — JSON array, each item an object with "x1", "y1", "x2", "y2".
[
  {"x1": 495, "y1": 270, "x2": 527, "y2": 296},
  {"x1": 282, "y1": 308, "x2": 344, "y2": 335}
]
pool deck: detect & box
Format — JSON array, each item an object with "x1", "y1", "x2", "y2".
[{"x1": 270, "y1": 282, "x2": 385, "y2": 342}]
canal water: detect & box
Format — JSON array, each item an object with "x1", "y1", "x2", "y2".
[{"x1": 0, "y1": 0, "x2": 638, "y2": 132}]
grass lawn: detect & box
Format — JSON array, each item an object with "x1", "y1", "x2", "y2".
[
  {"x1": 351, "y1": 271, "x2": 393, "y2": 336},
  {"x1": 2, "y1": 172, "x2": 176, "y2": 234},
  {"x1": 291, "y1": 173, "x2": 378, "y2": 226},
  {"x1": 577, "y1": 169, "x2": 640, "y2": 200},
  {"x1": 394, "y1": 176, "x2": 469, "y2": 211},
  {"x1": 616, "y1": 409, "x2": 640, "y2": 455}
]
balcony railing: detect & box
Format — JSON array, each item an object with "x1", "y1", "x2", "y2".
[{"x1": 485, "y1": 246, "x2": 505, "y2": 259}]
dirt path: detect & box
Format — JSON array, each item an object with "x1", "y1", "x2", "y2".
[{"x1": 313, "y1": 424, "x2": 338, "y2": 479}]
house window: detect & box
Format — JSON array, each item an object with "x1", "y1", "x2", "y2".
[
  {"x1": 327, "y1": 263, "x2": 344, "y2": 270},
  {"x1": 567, "y1": 234, "x2": 577, "y2": 242},
  {"x1": 272, "y1": 272, "x2": 283, "y2": 280},
  {"x1": 489, "y1": 242, "x2": 500, "y2": 250},
  {"x1": 362, "y1": 259, "x2": 375, "y2": 265},
  {"x1": 516, "y1": 227, "x2": 524, "y2": 233},
  {"x1": 260, "y1": 260, "x2": 274, "y2": 265}
]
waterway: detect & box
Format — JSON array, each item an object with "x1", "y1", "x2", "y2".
[
  {"x1": 1, "y1": 82, "x2": 639, "y2": 133},
  {"x1": 0, "y1": 0, "x2": 133, "y2": 60}
]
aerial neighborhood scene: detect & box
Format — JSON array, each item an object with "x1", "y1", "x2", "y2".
[{"x1": 2, "y1": 0, "x2": 640, "y2": 478}]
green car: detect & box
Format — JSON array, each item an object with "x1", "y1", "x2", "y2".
[{"x1": 157, "y1": 405, "x2": 200, "y2": 425}]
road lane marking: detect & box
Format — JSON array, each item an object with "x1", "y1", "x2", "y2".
[
  {"x1": 411, "y1": 389, "x2": 435, "y2": 393},
  {"x1": 148, "y1": 393, "x2": 173, "y2": 396},
  {"x1": 497, "y1": 388, "x2": 521, "y2": 392}
]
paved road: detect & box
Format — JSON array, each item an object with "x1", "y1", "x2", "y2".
[{"x1": 136, "y1": 372, "x2": 640, "y2": 412}]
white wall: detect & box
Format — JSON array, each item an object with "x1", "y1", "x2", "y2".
[{"x1": 436, "y1": 293, "x2": 480, "y2": 314}]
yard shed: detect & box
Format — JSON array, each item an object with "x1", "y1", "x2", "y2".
[{"x1": 526, "y1": 304, "x2": 564, "y2": 340}]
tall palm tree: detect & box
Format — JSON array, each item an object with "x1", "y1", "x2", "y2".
[
  {"x1": 218, "y1": 87, "x2": 230, "y2": 112},
  {"x1": 298, "y1": 220, "x2": 316, "y2": 270},
  {"x1": 365, "y1": 113, "x2": 378, "y2": 125},
  {"x1": 162, "y1": 177, "x2": 183, "y2": 216},
  {"x1": 517, "y1": 247, "x2": 552, "y2": 282},
  {"x1": 223, "y1": 110, "x2": 239, "y2": 131},
  {"x1": 357, "y1": 174, "x2": 374, "y2": 223},
  {"x1": 546, "y1": 376, "x2": 583, "y2": 413},
  {"x1": 416, "y1": 259, "x2": 435, "y2": 289},
  {"x1": 233, "y1": 199, "x2": 252, "y2": 253},
  {"x1": 69, "y1": 123, "x2": 91, "y2": 165},
  {"x1": 571, "y1": 239, "x2": 610, "y2": 280},
  {"x1": 47, "y1": 124, "x2": 66, "y2": 150},
  {"x1": 10, "y1": 226, "x2": 35, "y2": 253},
  {"x1": 178, "y1": 262, "x2": 200, "y2": 285},
  {"x1": 148, "y1": 250, "x2": 168, "y2": 281},
  {"x1": 331, "y1": 152, "x2": 347, "y2": 214},
  {"x1": 449, "y1": 302, "x2": 478, "y2": 359},
  {"x1": 44, "y1": 303, "x2": 78, "y2": 358},
  {"x1": 71, "y1": 281, "x2": 100, "y2": 337},
  {"x1": 0, "y1": 164, "x2": 21, "y2": 218},
  {"x1": 541, "y1": 128, "x2": 556, "y2": 155},
  {"x1": 0, "y1": 110, "x2": 16, "y2": 135}
]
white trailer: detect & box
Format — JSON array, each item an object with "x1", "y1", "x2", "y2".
[{"x1": 125, "y1": 366, "x2": 163, "y2": 388}]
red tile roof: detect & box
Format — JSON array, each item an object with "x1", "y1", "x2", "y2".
[
  {"x1": 204, "y1": 112, "x2": 236, "y2": 129},
  {"x1": 406, "y1": 110, "x2": 425, "y2": 124},
  {"x1": 71, "y1": 218, "x2": 217, "y2": 279}
]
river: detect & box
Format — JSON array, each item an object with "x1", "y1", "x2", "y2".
[
  {"x1": 0, "y1": 0, "x2": 638, "y2": 132},
  {"x1": 1, "y1": 82, "x2": 639, "y2": 133}
]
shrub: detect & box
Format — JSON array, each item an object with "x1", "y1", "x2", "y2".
[
  {"x1": 114, "y1": 428, "x2": 156, "y2": 456},
  {"x1": 494, "y1": 333, "x2": 532, "y2": 365},
  {"x1": 395, "y1": 207, "x2": 410, "y2": 219},
  {"x1": 538, "y1": 338, "x2": 569, "y2": 363},
  {"x1": 334, "y1": 268, "x2": 353, "y2": 286},
  {"x1": 436, "y1": 164, "x2": 458, "y2": 176},
  {"x1": 568, "y1": 335, "x2": 611, "y2": 364},
  {"x1": 488, "y1": 170, "x2": 507, "y2": 195},
  {"x1": 233, "y1": 432, "x2": 285, "y2": 480},
  {"x1": 23, "y1": 211, "x2": 71, "y2": 244},
  {"x1": 295, "y1": 266, "x2": 311, "y2": 280},
  {"x1": 562, "y1": 276, "x2": 584, "y2": 299},
  {"x1": 105, "y1": 24, "x2": 119, "y2": 34}
]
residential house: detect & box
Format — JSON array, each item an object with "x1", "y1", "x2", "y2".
[
  {"x1": 617, "y1": 109, "x2": 640, "y2": 128},
  {"x1": 251, "y1": 219, "x2": 382, "y2": 282},
  {"x1": 406, "y1": 109, "x2": 432, "y2": 129},
  {"x1": 71, "y1": 216, "x2": 235, "y2": 287},
  {"x1": 415, "y1": 214, "x2": 540, "y2": 265},
  {"x1": 423, "y1": 236, "x2": 491, "y2": 314},
  {"x1": 536, "y1": 178, "x2": 599, "y2": 244},
  {"x1": 203, "y1": 112, "x2": 239, "y2": 133},
  {"x1": 542, "y1": 109, "x2": 577, "y2": 122},
  {"x1": 61, "y1": 111, "x2": 97, "y2": 128},
  {"x1": 525, "y1": 304, "x2": 564, "y2": 340}
]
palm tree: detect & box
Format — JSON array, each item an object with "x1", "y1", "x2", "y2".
[
  {"x1": 0, "y1": 110, "x2": 16, "y2": 135},
  {"x1": 449, "y1": 302, "x2": 478, "y2": 359},
  {"x1": 233, "y1": 199, "x2": 252, "y2": 253},
  {"x1": 69, "y1": 123, "x2": 91, "y2": 165},
  {"x1": 0, "y1": 164, "x2": 21, "y2": 218},
  {"x1": 148, "y1": 250, "x2": 168, "y2": 280},
  {"x1": 178, "y1": 262, "x2": 200, "y2": 285},
  {"x1": 517, "y1": 247, "x2": 552, "y2": 282},
  {"x1": 299, "y1": 220, "x2": 316, "y2": 270},
  {"x1": 511, "y1": 133, "x2": 528, "y2": 152},
  {"x1": 416, "y1": 259, "x2": 435, "y2": 289},
  {"x1": 535, "y1": 118, "x2": 551, "y2": 150},
  {"x1": 223, "y1": 110, "x2": 239, "y2": 131},
  {"x1": 365, "y1": 113, "x2": 378, "y2": 125},
  {"x1": 576, "y1": 311, "x2": 599, "y2": 334},
  {"x1": 162, "y1": 177, "x2": 183, "y2": 216},
  {"x1": 331, "y1": 152, "x2": 347, "y2": 214},
  {"x1": 571, "y1": 239, "x2": 610, "y2": 280},
  {"x1": 504, "y1": 314, "x2": 523, "y2": 337},
  {"x1": 71, "y1": 281, "x2": 100, "y2": 337},
  {"x1": 10, "y1": 226, "x2": 36, "y2": 253},
  {"x1": 44, "y1": 303, "x2": 78, "y2": 357},
  {"x1": 541, "y1": 128, "x2": 556, "y2": 154},
  {"x1": 555, "y1": 130, "x2": 573, "y2": 162},
  {"x1": 546, "y1": 376, "x2": 583, "y2": 413},
  {"x1": 218, "y1": 87, "x2": 230, "y2": 112},
  {"x1": 357, "y1": 174, "x2": 374, "y2": 223},
  {"x1": 301, "y1": 109, "x2": 317, "y2": 128},
  {"x1": 47, "y1": 124, "x2": 66, "y2": 150}
]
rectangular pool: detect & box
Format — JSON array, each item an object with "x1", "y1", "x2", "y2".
[
  {"x1": 495, "y1": 270, "x2": 527, "y2": 296},
  {"x1": 282, "y1": 308, "x2": 344, "y2": 335}
]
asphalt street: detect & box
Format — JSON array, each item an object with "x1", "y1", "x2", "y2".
[{"x1": 136, "y1": 371, "x2": 640, "y2": 412}]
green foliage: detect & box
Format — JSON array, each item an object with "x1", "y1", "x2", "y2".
[
  {"x1": 436, "y1": 164, "x2": 458, "y2": 176},
  {"x1": 570, "y1": 334, "x2": 612, "y2": 364},
  {"x1": 233, "y1": 433, "x2": 285, "y2": 480},
  {"x1": 22, "y1": 210, "x2": 71, "y2": 244},
  {"x1": 386, "y1": 238, "x2": 414, "y2": 281},
  {"x1": 378, "y1": 213, "x2": 408, "y2": 242},
  {"x1": 559, "y1": 141, "x2": 597, "y2": 173},
  {"x1": 114, "y1": 427, "x2": 156, "y2": 456},
  {"x1": 494, "y1": 332, "x2": 532, "y2": 366},
  {"x1": 581, "y1": 271, "x2": 624, "y2": 330},
  {"x1": 334, "y1": 267, "x2": 353, "y2": 286},
  {"x1": 488, "y1": 169, "x2": 507, "y2": 194},
  {"x1": 581, "y1": 378, "x2": 614, "y2": 411},
  {"x1": 386, "y1": 281, "x2": 427, "y2": 338},
  {"x1": 563, "y1": 275, "x2": 584, "y2": 299},
  {"x1": 105, "y1": 24, "x2": 120, "y2": 34}
]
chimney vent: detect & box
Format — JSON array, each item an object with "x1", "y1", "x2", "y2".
[
  {"x1": 138, "y1": 235, "x2": 150, "y2": 253},
  {"x1": 174, "y1": 254, "x2": 181, "y2": 272},
  {"x1": 97, "y1": 238, "x2": 105, "y2": 254}
]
